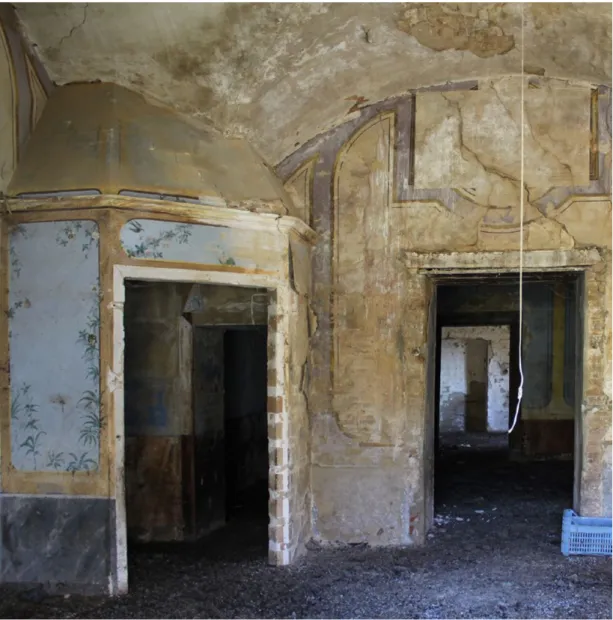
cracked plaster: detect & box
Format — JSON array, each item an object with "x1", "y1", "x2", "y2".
[
  {"x1": 276, "y1": 69, "x2": 611, "y2": 542},
  {"x1": 415, "y1": 79, "x2": 591, "y2": 206},
  {"x1": 13, "y1": 2, "x2": 612, "y2": 164},
  {"x1": 2, "y1": 0, "x2": 611, "y2": 558}
]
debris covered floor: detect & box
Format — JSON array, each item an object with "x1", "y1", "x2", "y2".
[{"x1": 1, "y1": 440, "x2": 610, "y2": 620}]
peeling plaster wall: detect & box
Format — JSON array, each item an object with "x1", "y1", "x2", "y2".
[
  {"x1": 414, "y1": 83, "x2": 591, "y2": 202},
  {"x1": 0, "y1": 5, "x2": 52, "y2": 191},
  {"x1": 278, "y1": 76, "x2": 612, "y2": 539},
  {"x1": 13, "y1": 3, "x2": 612, "y2": 163},
  {"x1": 7, "y1": 82, "x2": 296, "y2": 218},
  {"x1": 603, "y1": 444, "x2": 612, "y2": 518},
  {"x1": 439, "y1": 338, "x2": 468, "y2": 433},
  {"x1": 281, "y1": 235, "x2": 313, "y2": 560},
  {"x1": 440, "y1": 326, "x2": 510, "y2": 434},
  {"x1": 463, "y1": 338, "x2": 489, "y2": 433}
]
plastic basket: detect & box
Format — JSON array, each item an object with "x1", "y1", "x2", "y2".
[{"x1": 561, "y1": 509, "x2": 612, "y2": 556}]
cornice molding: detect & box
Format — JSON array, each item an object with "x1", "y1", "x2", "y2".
[{"x1": 5, "y1": 194, "x2": 317, "y2": 244}]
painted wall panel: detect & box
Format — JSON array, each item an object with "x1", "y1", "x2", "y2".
[
  {"x1": 9, "y1": 220, "x2": 100, "y2": 472},
  {"x1": 415, "y1": 84, "x2": 590, "y2": 197},
  {"x1": 120, "y1": 219, "x2": 283, "y2": 273}
]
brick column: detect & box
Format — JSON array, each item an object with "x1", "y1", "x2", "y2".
[{"x1": 267, "y1": 288, "x2": 291, "y2": 565}]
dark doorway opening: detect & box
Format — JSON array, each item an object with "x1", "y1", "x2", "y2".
[
  {"x1": 223, "y1": 327, "x2": 268, "y2": 520},
  {"x1": 123, "y1": 280, "x2": 270, "y2": 569},
  {"x1": 432, "y1": 272, "x2": 583, "y2": 534}
]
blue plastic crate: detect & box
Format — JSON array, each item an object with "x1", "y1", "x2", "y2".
[{"x1": 561, "y1": 509, "x2": 612, "y2": 556}]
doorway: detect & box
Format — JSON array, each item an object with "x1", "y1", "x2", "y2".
[
  {"x1": 116, "y1": 271, "x2": 279, "y2": 590},
  {"x1": 438, "y1": 324, "x2": 511, "y2": 449},
  {"x1": 429, "y1": 272, "x2": 584, "y2": 532}
]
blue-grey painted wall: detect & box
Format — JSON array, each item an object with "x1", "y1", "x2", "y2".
[
  {"x1": 9, "y1": 220, "x2": 101, "y2": 472},
  {"x1": 120, "y1": 219, "x2": 282, "y2": 271}
]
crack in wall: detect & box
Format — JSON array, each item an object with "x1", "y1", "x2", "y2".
[
  {"x1": 440, "y1": 92, "x2": 527, "y2": 208},
  {"x1": 55, "y1": 3, "x2": 88, "y2": 50}
]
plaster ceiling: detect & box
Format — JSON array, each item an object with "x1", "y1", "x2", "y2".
[{"x1": 13, "y1": 2, "x2": 613, "y2": 164}]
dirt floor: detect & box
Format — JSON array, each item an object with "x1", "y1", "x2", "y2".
[{"x1": 1, "y1": 434, "x2": 611, "y2": 619}]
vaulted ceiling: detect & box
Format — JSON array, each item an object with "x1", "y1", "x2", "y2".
[{"x1": 14, "y1": 2, "x2": 613, "y2": 164}]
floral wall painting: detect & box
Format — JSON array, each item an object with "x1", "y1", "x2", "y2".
[
  {"x1": 120, "y1": 219, "x2": 282, "y2": 273},
  {"x1": 9, "y1": 220, "x2": 101, "y2": 472}
]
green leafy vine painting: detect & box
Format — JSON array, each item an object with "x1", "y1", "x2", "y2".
[
  {"x1": 66, "y1": 452, "x2": 97, "y2": 472},
  {"x1": 123, "y1": 220, "x2": 192, "y2": 259},
  {"x1": 11, "y1": 382, "x2": 45, "y2": 469},
  {"x1": 56, "y1": 221, "x2": 100, "y2": 259},
  {"x1": 46, "y1": 450, "x2": 65, "y2": 470},
  {"x1": 9, "y1": 224, "x2": 28, "y2": 279},
  {"x1": 74, "y1": 277, "x2": 102, "y2": 471},
  {"x1": 9, "y1": 220, "x2": 101, "y2": 472},
  {"x1": 120, "y1": 220, "x2": 243, "y2": 267}
]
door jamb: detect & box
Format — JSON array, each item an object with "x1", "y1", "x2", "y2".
[
  {"x1": 111, "y1": 265, "x2": 286, "y2": 595},
  {"x1": 421, "y1": 258, "x2": 594, "y2": 538}
]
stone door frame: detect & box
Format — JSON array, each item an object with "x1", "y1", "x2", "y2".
[
  {"x1": 111, "y1": 264, "x2": 288, "y2": 595},
  {"x1": 405, "y1": 248, "x2": 605, "y2": 535}
]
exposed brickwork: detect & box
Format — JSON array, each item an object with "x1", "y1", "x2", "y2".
[
  {"x1": 267, "y1": 396, "x2": 284, "y2": 413},
  {"x1": 266, "y1": 290, "x2": 289, "y2": 565}
]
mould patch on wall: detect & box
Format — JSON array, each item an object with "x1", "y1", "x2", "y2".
[{"x1": 9, "y1": 220, "x2": 101, "y2": 472}]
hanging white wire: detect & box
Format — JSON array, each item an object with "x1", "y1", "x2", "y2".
[{"x1": 509, "y1": 3, "x2": 525, "y2": 435}]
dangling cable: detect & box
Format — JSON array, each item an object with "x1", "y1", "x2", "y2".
[{"x1": 509, "y1": 4, "x2": 525, "y2": 435}]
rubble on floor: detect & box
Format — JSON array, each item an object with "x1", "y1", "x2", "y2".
[{"x1": 0, "y1": 446, "x2": 610, "y2": 619}]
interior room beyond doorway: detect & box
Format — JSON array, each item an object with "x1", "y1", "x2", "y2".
[
  {"x1": 432, "y1": 272, "x2": 583, "y2": 532},
  {"x1": 122, "y1": 280, "x2": 270, "y2": 562}
]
